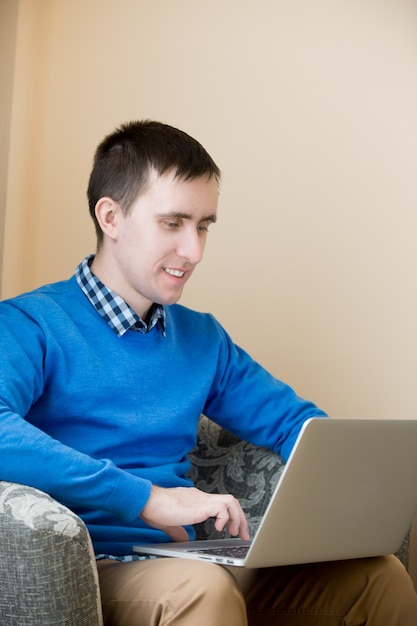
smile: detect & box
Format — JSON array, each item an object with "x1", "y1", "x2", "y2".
[{"x1": 164, "y1": 268, "x2": 185, "y2": 278}]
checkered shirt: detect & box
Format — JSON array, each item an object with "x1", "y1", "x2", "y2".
[{"x1": 75, "y1": 255, "x2": 166, "y2": 337}]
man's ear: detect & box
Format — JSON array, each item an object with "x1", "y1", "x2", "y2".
[{"x1": 94, "y1": 197, "x2": 121, "y2": 240}]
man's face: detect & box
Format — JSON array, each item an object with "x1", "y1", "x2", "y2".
[{"x1": 95, "y1": 169, "x2": 219, "y2": 319}]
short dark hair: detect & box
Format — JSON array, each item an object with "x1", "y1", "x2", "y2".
[{"x1": 87, "y1": 120, "x2": 221, "y2": 244}]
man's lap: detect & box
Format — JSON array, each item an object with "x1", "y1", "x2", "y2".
[{"x1": 97, "y1": 555, "x2": 417, "y2": 626}]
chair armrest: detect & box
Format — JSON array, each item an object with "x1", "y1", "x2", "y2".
[{"x1": 0, "y1": 481, "x2": 103, "y2": 626}]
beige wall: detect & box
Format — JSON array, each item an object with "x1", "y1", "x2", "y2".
[
  {"x1": 2, "y1": 0, "x2": 417, "y2": 418},
  {"x1": 0, "y1": 0, "x2": 19, "y2": 294}
]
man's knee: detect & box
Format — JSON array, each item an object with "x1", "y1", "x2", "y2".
[
  {"x1": 347, "y1": 555, "x2": 417, "y2": 625},
  {"x1": 370, "y1": 555, "x2": 417, "y2": 604}
]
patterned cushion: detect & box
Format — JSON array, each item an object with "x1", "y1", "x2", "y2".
[
  {"x1": 0, "y1": 481, "x2": 103, "y2": 626},
  {"x1": 188, "y1": 415, "x2": 285, "y2": 539}
]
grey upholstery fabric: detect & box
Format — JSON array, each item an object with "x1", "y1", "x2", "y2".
[
  {"x1": 188, "y1": 415, "x2": 285, "y2": 540},
  {"x1": 0, "y1": 416, "x2": 411, "y2": 624},
  {"x1": 0, "y1": 481, "x2": 103, "y2": 626}
]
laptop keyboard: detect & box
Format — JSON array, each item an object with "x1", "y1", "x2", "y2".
[{"x1": 189, "y1": 545, "x2": 250, "y2": 559}]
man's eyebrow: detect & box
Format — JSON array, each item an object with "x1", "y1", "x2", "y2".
[
  {"x1": 200, "y1": 214, "x2": 217, "y2": 224},
  {"x1": 159, "y1": 212, "x2": 217, "y2": 223}
]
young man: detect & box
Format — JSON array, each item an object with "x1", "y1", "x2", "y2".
[{"x1": 0, "y1": 120, "x2": 416, "y2": 625}]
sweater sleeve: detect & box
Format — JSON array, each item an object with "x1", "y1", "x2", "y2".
[
  {"x1": 203, "y1": 316, "x2": 328, "y2": 461},
  {"x1": 0, "y1": 300, "x2": 152, "y2": 521}
]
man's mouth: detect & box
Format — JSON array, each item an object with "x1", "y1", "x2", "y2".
[{"x1": 164, "y1": 268, "x2": 185, "y2": 278}]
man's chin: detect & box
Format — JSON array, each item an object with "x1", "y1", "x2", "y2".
[{"x1": 159, "y1": 290, "x2": 184, "y2": 307}]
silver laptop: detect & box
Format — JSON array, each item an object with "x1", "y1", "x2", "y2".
[{"x1": 134, "y1": 417, "x2": 417, "y2": 568}]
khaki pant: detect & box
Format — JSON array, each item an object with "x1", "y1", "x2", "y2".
[{"x1": 97, "y1": 555, "x2": 417, "y2": 625}]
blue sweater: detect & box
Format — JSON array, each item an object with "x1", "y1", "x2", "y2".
[{"x1": 0, "y1": 275, "x2": 326, "y2": 554}]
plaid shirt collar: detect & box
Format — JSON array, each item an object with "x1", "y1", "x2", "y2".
[{"x1": 75, "y1": 255, "x2": 166, "y2": 338}]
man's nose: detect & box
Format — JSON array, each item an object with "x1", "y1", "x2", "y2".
[{"x1": 176, "y1": 229, "x2": 205, "y2": 265}]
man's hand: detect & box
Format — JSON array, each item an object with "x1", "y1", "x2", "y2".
[{"x1": 139, "y1": 485, "x2": 250, "y2": 542}]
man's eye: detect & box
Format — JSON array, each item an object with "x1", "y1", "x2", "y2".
[
  {"x1": 197, "y1": 223, "x2": 210, "y2": 233},
  {"x1": 164, "y1": 221, "x2": 180, "y2": 228}
]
